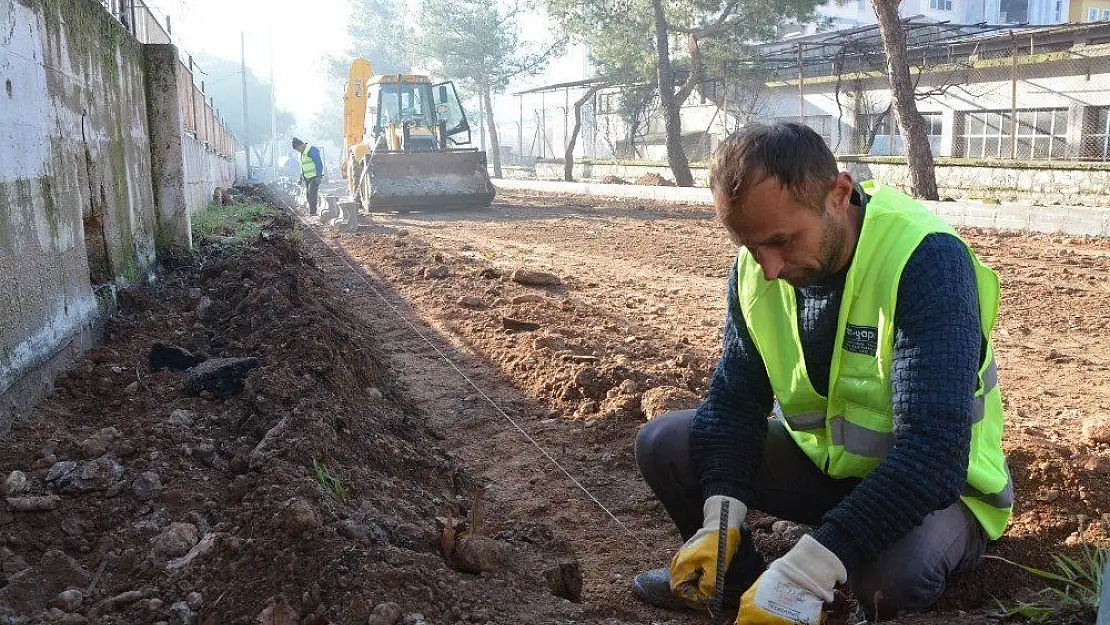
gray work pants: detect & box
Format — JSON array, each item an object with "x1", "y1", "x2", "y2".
[
  {"x1": 636, "y1": 409, "x2": 988, "y2": 619},
  {"x1": 305, "y1": 175, "x2": 321, "y2": 215}
]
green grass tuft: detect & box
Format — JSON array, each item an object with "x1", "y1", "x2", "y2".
[
  {"x1": 313, "y1": 459, "x2": 348, "y2": 501},
  {"x1": 987, "y1": 535, "x2": 1107, "y2": 622},
  {"x1": 191, "y1": 202, "x2": 277, "y2": 244}
]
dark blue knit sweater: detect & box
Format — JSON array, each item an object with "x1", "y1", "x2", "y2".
[{"x1": 689, "y1": 197, "x2": 982, "y2": 574}]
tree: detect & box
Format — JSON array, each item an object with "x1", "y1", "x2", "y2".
[
  {"x1": 871, "y1": 3, "x2": 938, "y2": 199},
  {"x1": 313, "y1": 0, "x2": 414, "y2": 152},
  {"x1": 550, "y1": 0, "x2": 819, "y2": 187},
  {"x1": 419, "y1": 0, "x2": 563, "y2": 178},
  {"x1": 564, "y1": 84, "x2": 605, "y2": 180},
  {"x1": 192, "y1": 53, "x2": 295, "y2": 157}
]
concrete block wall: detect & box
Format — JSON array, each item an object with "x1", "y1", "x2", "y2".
[
  {"x1": 182, "y1": 136, "x2": 236, "y2": 215},
  {"x1": 1, "y1": 0, "x2": 164, "y2": 429},
  {"x1": 0, "y1": 0, "x2": 235, "y2": 430},
  {"x1": 840, "y1": 158, "x2": 1110, "y2": 208}
]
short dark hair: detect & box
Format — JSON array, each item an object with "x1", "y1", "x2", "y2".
[
  {"x1": 709, "y1": 122, "x2": 838, "y2": 216},
  {"x1": 291, "y1": 138, "x2": 305, "y2": 148}
]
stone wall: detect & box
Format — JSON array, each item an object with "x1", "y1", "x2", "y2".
[
  {"x1": 1, "y1": 0, "x2": 157, "y2": 430},
  {"x1": 839, "y1": 157, "x2": 1110, "y2": 208},
  {"x1": 530, "y1": 158, "x2": 1110, "y2": 208},
  {"x1": 182, "y1": 136, "x2": 236, "y2": 215},
  {"x1": 533, "y1": 160, "x2": 711, "y2": 186},
  {"x1": 144, "y1": 44, "x2": 237, "y2": 249}
]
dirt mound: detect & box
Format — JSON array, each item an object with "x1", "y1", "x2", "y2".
[
  {"x1": 633, "y1": 173, "x2": 675, "y2": 187},
  {"x1": 0, "y1": 216, "x2": 579, "y2": 623},
  {"x1": 598, "y1": 176, "x2": 628, "y2": 185}
]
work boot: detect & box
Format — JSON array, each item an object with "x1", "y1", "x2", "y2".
[{"x1": 633, "y1": 523, "x2": 766, "y2": 611}]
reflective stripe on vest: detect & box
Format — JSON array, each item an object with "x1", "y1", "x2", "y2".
[
  {"x1": 737, "y1": 180, "x2": 1012, "y2": 540},
  {"x1": 300, "y1": 145, "x2": 319, "y2": 178}
]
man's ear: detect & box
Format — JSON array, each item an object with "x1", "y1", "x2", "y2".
[{"x1": 826, "y1": 172, "x2": 855, "y2": 214}]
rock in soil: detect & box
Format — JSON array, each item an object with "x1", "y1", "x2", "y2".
[
  {"x1": 170, "y1": 600, "x2": 198, "y2": 625},
  {"x1": 1083, "y1": 415, "x2": 1110, "y2": 444},
  {"x1": 150, "y1": 522, "x2": 200, "y2": 561},
  {"x1": 640, "y1": 386, "x2": 700, "y2": 420},
  {"x1": 282, "y1": 497, "x2": 320, "y2": 538},
  {"x1": 423, "y1": 265, "x2": 450, "y2": 280},
  {"x1": 165, "y1": 532, "x2": 223, "y2": 571},
  {"x1": 1, "y1": 470, "x2": 28, "y2": 497},
  {"x1": 168, "y1": 409, "x2": 195, "y2": 426},
  {"x1": 46, "y1": 456, "x2": 124, "y2": 493},
  {"x1": 510, "y1": 269, "x2": 561, "y2": 286},
  {"x1": 5, "y1": 495, "x2": 60, "y2": 511},
  {"x1": 0, "y1": 550, "x2": 90, "y2": 614},
  {"x1": 451, "y1": 535, "x2": 513, "y2": 574},
  {"x1": 78, "y1": 426, "x2": 120, "y2": 459},
  {"x1": 458, "y1": 295, "x2": 486, "y2": 309},
  {"x1": 51, "y1": 589, "x2": 83, "y2": 612},
  {"x1": 512, "y1": 293, "x2": 545, "y2": 305},
  {"x1": 257, "y1": 595, "x2": 298, "y2": 625},
  {"x1": 501, "y1": 316, "x2": 541, "y2": 332},
  {"x1": 181, "y1": 357, "x2": 260, "y2": 397},
  {"x1": 149, "y1": 342, "x2": 206, "y2": 372},
  {"x1": 131, "y1": 471, "x2": 162, "y2": 501},
  {"x1": 89, "y1": 590, "x2": 146, "y2": 618},
  {"x1": 367, "y1": 601, "x2": 402, "y2": 625}
]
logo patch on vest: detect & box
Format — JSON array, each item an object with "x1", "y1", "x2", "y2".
[{"x1": 843, "y1": 324, "x2": 878, "y2": 356}]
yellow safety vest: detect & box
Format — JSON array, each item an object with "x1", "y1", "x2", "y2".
[
  {"x1": 735, "y1": 180, "x2": 1012, "y2": 539},
  {"x1": 300, "y1": 144, "x2": 319, "y2": 178}
]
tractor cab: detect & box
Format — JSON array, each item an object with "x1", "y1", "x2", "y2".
[{"x1": 366, "y1": 75, "x2": 472, "y2": 152}]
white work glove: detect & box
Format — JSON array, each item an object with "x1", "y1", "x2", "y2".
[
  {"x1": 669, "y1": 495, "x2": 748, "y2": 607},
  {"x1": 736, "y1": 534, "x2": 847, "y2": 624}
]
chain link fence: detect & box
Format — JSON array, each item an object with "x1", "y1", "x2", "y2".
[
  {"x1": 100, "y1": 0, "x2": 239, "y2": 158},
  {"x1": 513, "y1": 21, "x2": 1110, "y2": 170}
]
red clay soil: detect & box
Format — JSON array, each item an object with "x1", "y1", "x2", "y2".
[
  {"x1": 0, "y1": 212, "x2": 581, "y2": 624},
  {"x1": 307, "y1": 187, "x2": 1110, "y2": 624}
]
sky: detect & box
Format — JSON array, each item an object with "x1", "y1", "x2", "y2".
[{"x1": 144, "y1": 0, "x2": 591, "y2": 146}]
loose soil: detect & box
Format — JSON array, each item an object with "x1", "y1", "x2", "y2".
[
  {"x1": 310, "y1": 187, "x2": 1110, "y2": 624},
  {"x1": 1, "y1": 186, "x2": 1107, "y2": 625}
]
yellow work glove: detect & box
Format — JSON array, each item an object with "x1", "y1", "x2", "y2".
[
  {"x1": 669, "y1": 495, "x2": 747, "y2": 607},
  {"x1": 736, "y1": 534, "x2": 846, "y2": 625}
]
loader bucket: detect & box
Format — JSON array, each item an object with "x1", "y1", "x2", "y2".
[{"x1": 364, "y1": 150, "x2": 495, "y2": 211}]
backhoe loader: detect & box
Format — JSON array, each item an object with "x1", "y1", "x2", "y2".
[{"x1": 340, "y1": 58, "x2": 495, "y2": 211}]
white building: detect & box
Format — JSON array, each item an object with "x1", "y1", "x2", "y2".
[
  {"x1": 813, "y1": 0, "x2": 1070, "y2": 31},
  {"x1": 515, "y1": 21, "x2": 1110, "y2": 165}
]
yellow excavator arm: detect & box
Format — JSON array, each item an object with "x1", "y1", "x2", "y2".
[{"x1": 341, "y1": 58, "x2": 374, "y2": 184}]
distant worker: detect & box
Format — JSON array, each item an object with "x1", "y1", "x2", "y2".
[
  {"x1": 633, "y1": 123, "x2": 1011, "y2": 623},
  {"x1": 292, "y1": 138, "x2": 324, "y2": 215}
]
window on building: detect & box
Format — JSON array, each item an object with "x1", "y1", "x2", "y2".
[
  {"x1": 930, "y1": 0, "x2": 954, "y2": 10},
  {"x1": 1086, "y1": 107, "x2": 1110, "y2": 160},
  {"x1": 1088, "y1": 7, "x2": 1099, "y2": 20},
  {"x1": 961, "y1": 109, "x2": 1068, "y2": 160},
  {"x1": 856, "y1": 112, "x2": 942, "y2": 155},
  {"x1": 1102, "y1": 8, "x2": 1110, "y2": 18}
]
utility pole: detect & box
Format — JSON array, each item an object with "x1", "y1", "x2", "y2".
[
  {"x1": 268, "y1": 21, "x2": 278, "y2": 182},
  {"x1": 241, "y1": 32, "x2": 251, "y2": 179}
]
